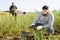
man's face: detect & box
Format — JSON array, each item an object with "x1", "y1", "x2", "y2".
[
  {"x1": 12, "y1": 2, "x2": 14, "y2": 5},
  {"x1": 42, "y1": 9, "x2": 49, "y2": 15}
]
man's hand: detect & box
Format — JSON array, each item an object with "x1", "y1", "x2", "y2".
[
  {"x1": 36, "y1": 26, "x2": 43, "y2": 30},
  {"x1": 31, "y1": 24, "x2": 35, "y2": 27},
  {"x1": 29, "y1": 24, "x2": 35, "y2": 29}
]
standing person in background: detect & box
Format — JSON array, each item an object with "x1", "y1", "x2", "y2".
[
  {"x1": 9, "y1": 2, "x2": 17, "y2": 20},
  {"x1": 30, "y1": 5, "x2": 54, "y2": 34}
]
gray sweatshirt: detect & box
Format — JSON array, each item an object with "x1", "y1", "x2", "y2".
[{"x1": 32, "y1": 12, "x2": 54, "y2": 28}]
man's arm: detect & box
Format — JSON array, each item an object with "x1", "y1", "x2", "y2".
[
  {"x1": 14, "y1": 5, "x2": 17, "y2": 9},
  {"x1": 9, "y1": 6, "x2": 12, "y2": 13},
  {"x1": 32, "y1": 13, "x2": 40, "y2": 25},
  {"x1": 9, "y1": 6, "x2": 12, "y2": 10},
  {"x1": 43, "y1": 13, "x2": 54, "y2": 28}
]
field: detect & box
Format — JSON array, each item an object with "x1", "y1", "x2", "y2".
[{"x1": 0, "y1": 11, "x2": 60, "y2": 40}]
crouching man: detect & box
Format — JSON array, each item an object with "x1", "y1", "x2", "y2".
[{"x1": 30, "y1": 5, "x2": 54, "y2": 34}]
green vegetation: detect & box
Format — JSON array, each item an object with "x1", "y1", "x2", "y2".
[{"x1": 0, "y1": 11, "x2": 60, "y2": 40}]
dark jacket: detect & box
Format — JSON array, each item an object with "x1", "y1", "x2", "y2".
[{"x1": 9, "y1": 5, "x2": 17, "y2": 13}]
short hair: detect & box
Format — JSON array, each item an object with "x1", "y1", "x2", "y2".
[
  {"x1": 42, "y1": 5, "x2": 49, "y2": 10},
  {"x1": 12, "y1": 2, "x2": 14, "y2": 4}
]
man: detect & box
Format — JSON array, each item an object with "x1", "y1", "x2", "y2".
[
  {"x1": 30, "y1": 5, "x2": 54, "y2": 34},
  {"x1": 9, "y1": 2, "x2": 17, "y2": 17}
]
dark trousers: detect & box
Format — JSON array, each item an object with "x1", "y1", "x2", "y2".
[
  {"x1": 12, "y1": 12, "x2": 17, "y2": 20},
  {"x1": 12, "y1": 12, "x2": 17, "y2": 17},
  {"x1": 35, "y1": 23, "x2": 43, "y2": 27},
  {"x1": 34, "y1": 23, "x2": 54, "y2": 33}
]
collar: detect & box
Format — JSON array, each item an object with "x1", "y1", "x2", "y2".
[{"x1": 42, "y1": 12, "x2": 49, "y2": 16}]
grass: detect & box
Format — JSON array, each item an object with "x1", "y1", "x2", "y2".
[
  {"x1": 0, "y1": 12, "x2": 37, "y2": 40},
  {"x1": 0, "y1": 11, "x2": 60, "y2": 40}
]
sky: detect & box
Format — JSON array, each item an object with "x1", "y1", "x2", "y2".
[{"x1": 0, "y1": 0, "x2": 60, "y2": 12}]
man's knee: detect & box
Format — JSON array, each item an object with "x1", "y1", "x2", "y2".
[
  {"x1": 48, "y1": 27, "x2": 54, "y2": 34},
  {"x1": 35, "y1": 23, "x2": 43, "y2": 27}
]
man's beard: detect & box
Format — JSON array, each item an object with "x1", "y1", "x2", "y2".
[{"x1": 42, "y1": 13, "x2": 48, "y2": 16}]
